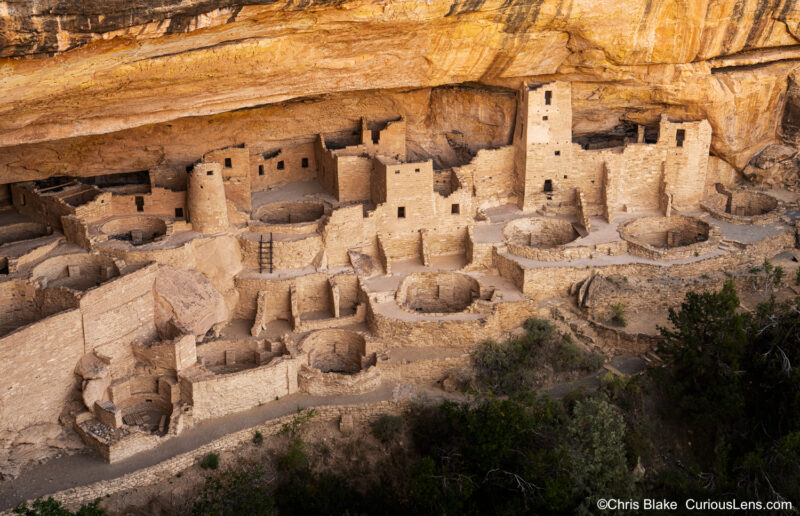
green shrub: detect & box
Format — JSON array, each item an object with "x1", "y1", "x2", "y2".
[
  {"x1": 14, "y1": 497, "x2": 105, "y2": 516},
  {"x1": 370, "y1": 414, "x2": 404, "y2": 444},
  {"x1": 252, "y1": 430, "x2": 264, "y2": 446},
  {"x1": 278, "y1": 437, "x2": 308, "y2": 473},
  {"x1": 191, "y1": 466, "x2": 274, "y2": 516},
  {"x1": 472, "y1": 318, "x2": 604, "y2": 394},
  {"x1": 610, "y1": 302, "x2": 627, "y2": 326},
  {"x1": 553, "y1": 339, "x2": 605, "y2": 372},
  {"x1": 200, "y1": 452, "x2": 220, "y2": 470}
]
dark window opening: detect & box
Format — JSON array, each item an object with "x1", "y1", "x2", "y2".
[
  {"x1": 395, "y1": 170, "x2": 400, "y2": 175},
  {"x1": 543, "y1": 116, "x2": 548, "y2": 121},
  {"x1": 415, "y1": 168, "x2": 420, "y2": 173},
  {"x1": 224, "y1": 158, "x2": 232, "y2": 168},
  {"x1": 554, "y1": 150, "x2": 561, "y2": 156},
  {"x1": 676, "y1": 129, "x2": 686, "y2": 147},
  {"x1": 135, "y1": 196, "x2": 144, "y2": 212},
  {"x1": 545, "y1": 90, "x2": 552, "y2": 105},
  {"x1": 397, "y1": 206, "x2": 405, "y2": 218},
  {"x1": 563, "y1": 175, "x2": 568, "y2": 179},
  {"x1": 186, "y1": 165, "x2": 193, "y2": 173},
  {"x1": 206, "y1": 171, "x2": 213, "y2": 176},
  {"x1": 258, "y1": 165, "x2": 264, "y2": 176},
  {"x1": 543, "y1": 179, "x2": 553, "y2": 193},
  {"x1": 644, "y1": 125, "x2": 660, "y2": 144},
  {"x1": 301, "y1": 158, "x2": 309, "y2": 168},
  {"x1": 175, "y1": 208, "x2": 184, "y2": 218},
  {"x1": 277, "y1": 160, "x2": 285, "y2": 170},
  {"x1": 451, "y1": 204, "x2": 460, "y2": 215}
]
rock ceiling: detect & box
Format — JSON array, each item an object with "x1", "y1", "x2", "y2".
[{"x1": 2, "y1": 0, "x2": 800, "y2": 180}]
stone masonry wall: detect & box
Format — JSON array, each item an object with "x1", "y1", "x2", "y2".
[{"x1": 0, "y1": 309, "x2": 84, "y2": 431}]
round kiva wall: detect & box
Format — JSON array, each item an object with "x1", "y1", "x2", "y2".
[
  {"x1": 396, "y1": 272, "x2": 479, "y2": 314},
  {"x1": 619, "y1": 215, "x2": 720, "y2": 260},
  {"x1": 101, "y1": 216, "x2": 168, "y2": 245},
  {"x1": 297, "y1": 330, "x2": 380, "y2": 396},
  {"x1": 503, "y1": 218, "x2": 580, "y2": 248},
  {"x1": 255, "y1": 201, "x2": 326, "y2": 225},
  {"x1": 32, "y1": 253, "x2": 120, "y2": 291},
  {"x1": 727, "y1": 191, "x2": 778, "y2": 217},
  {"x1": 299, "y1": 329, "x2": 368, "y2": 374}
]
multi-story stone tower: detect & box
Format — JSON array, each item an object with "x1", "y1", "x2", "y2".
[
  {"x1": 188, "y1": 162, "x2": 228, "y2": 234},
  {"x1": 514, "y1": 81, "x2": 574, "y2": 212}
]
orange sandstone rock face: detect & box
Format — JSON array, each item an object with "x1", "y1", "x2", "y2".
[{"x1": 1, "y1": 0, "x2": 800, "y2": 174}]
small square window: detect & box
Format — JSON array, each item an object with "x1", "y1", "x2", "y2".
[
  {"x1": 301, "y1": 157, "x2": 309, "y2": 168},
  {"x1": 542, "y1": 116, "x2": 548, "y2": 121},
  {"x1": 207, "y1": 171, "x2": 213, "y2": 176},
  {"x1": 185, "y1": 165, "x2": 193, "y2": 173},
  {"x1": 277, "y1": 160, "x2": 285, "y2": 170},
  {"x1": 258, "y1": 165, "x2": 264, "y2": 176},
  {"x1": 451, "y1": 204, "x2": 460, "y2": 215},
  {"x1": 555, "y1": 150, "x2": 560, "y2": 156},
  {"x1": 395, "y1": 170, "x2": 400, "y2": 175},
  {"x1": 415, "y1": 168, "x2": 420, "y2": 173},
  {"x1": 224, "y1": 158, "x2": 232, "y2": 168},
  {"x1": 175, "y1": 208, "x2": 184, "y2": 219},
  {"x1": 397, "y1": 206, "x2": 405, "y2": 218}
]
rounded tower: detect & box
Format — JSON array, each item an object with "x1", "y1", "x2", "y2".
[{"x1": 187, "y1": 162, "x2": 228, "y2": 234}]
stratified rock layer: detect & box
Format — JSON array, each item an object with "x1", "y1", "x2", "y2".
[{"x1": 2, "y1": 0, "x2": 800, "y2": 173}]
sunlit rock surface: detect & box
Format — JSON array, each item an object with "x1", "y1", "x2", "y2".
[{"x1": 2, "y1": 0, "x2": 800, "y2": 176}]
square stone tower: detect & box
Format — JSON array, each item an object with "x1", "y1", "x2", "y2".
[{"x1": 514, "y1": 81, "x2": 574, "y2": 211}]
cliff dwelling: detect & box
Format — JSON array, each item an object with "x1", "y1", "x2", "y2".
[{"x1": 1, "y1": 65, "x2": 799, "y2": 510}]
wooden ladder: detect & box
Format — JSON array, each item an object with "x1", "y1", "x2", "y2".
[{"x1": 259, "y1": 233, "x2": 274, "y2": 274}]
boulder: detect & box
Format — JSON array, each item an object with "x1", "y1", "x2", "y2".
[
  {"x1": 74, "y1": 353, "x2": 109, "y2": 380},
  {"x1": 154, "y1": 266, "x2": 228, "y2": 339},
  {"x1": 82, "y1": 376, "x2": 111, "y2": 412},
  {"x1": 348, "y1": 250, "x2": 375, "y2": 276},
  {"x1": 750, "y1": 144, "x2": 797, "y2": 170}
]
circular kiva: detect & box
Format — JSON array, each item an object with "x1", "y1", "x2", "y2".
[
  {"x1": 32, "y1": 253, "x2": 120, "y2": 291},
  {"x1": 396, "y1": 272, "x2": 480, "y2": 314},
  {"x1": 298, "y1": 329, "x2": 368, "y2": 374},
  {"x1": 101, "y1": 215, "x2": 168, "y2": 245},
  {"x1": 502, "y1": 217, "x2": 580, "y2": 248},
  {"x1": 618, "y1": 215, "x2": 720, "y2": 260},
  {"x1": 255, "y1": 201, "x2": 325, "y2": 225}
]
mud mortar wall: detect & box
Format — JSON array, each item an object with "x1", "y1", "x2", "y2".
[
  {"x1": 0, "y1": 309, "x2": 84, "y2": 432},
  {"x1": 182, "y1": 357, "x2": 300, "y2": 421},
  {"x1": 368, "y1": 299, "x2": 541, "y2": 348}
]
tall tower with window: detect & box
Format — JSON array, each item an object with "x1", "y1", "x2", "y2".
[{"x1": 514, "y1": 81, "x2": 574, "y2": 211}]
